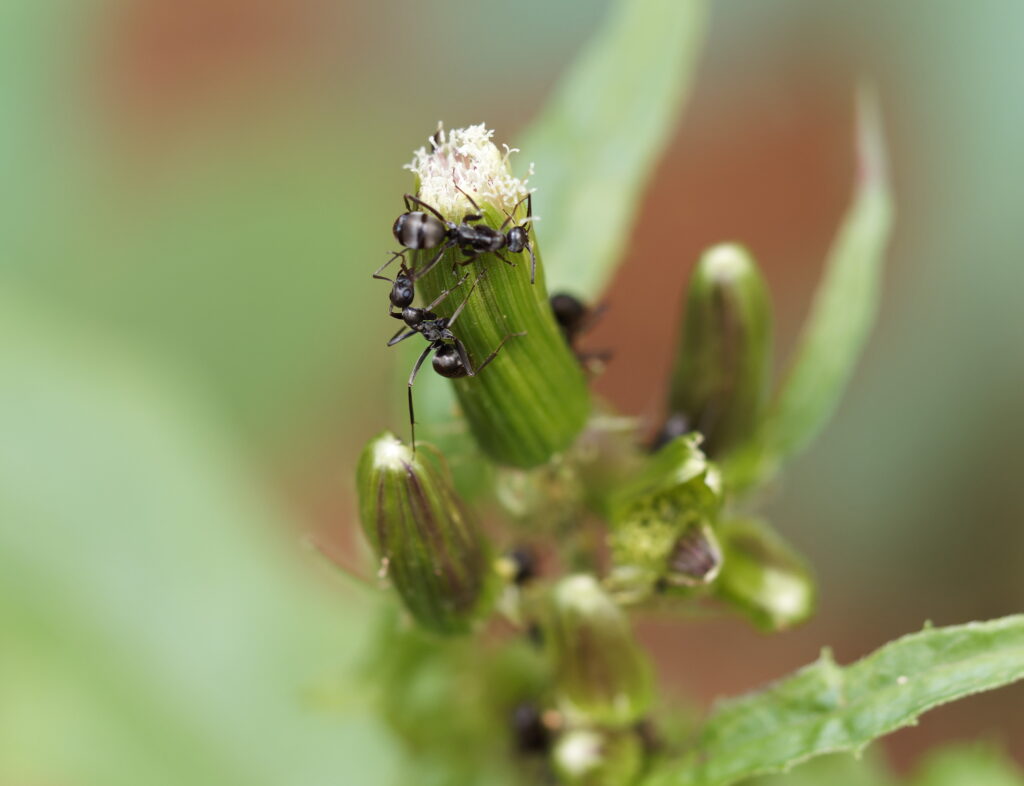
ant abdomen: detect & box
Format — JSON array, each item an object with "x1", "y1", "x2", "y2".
[
  {"x1": 432, "y1": 345, "x2": 468, "y2": 378},
  {"x1": 393, "y1": 211, "x2": 447, "y2": 250}
]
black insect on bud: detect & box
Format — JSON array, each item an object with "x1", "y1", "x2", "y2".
[
  {"x1": 511, "y1": 702, "x2": 552, "y2": 756},
  {"x1": 663, "y1": 520, "x2": 722, "y2": 588},
  {"x1": 357, "y1": 432, "x2": 493, "y2": 635}
]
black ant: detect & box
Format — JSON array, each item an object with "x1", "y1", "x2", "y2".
[
  {"x1": 549, "y1": 292, "x2": 610, "y2": 371},
  {"x1": 372, "y1": 252, "x2": 416, "y2": 316},
  {"x1": 384, "y1": 265, "x2": 524, "y2": 447},
  {"x1": 390, "y1": 187, "x2": 538, "y2": 284}
]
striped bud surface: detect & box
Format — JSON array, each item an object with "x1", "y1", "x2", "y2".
[
  {"x1": 546, "y1": 575, "x2": 652, "y2": 727},
  {"x1": 357, "y1": 432, "x2": 493, "y2": 635},
  {"x1": 667, "y1": 244, "x2": 773, "y2": 459}
]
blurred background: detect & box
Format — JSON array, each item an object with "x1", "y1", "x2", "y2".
[{"x1": 2, "y1": 0, "x2": 1022, "y2": 782}]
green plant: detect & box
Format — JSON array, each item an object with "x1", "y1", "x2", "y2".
[{"x1": 351, "y1": 1, "x2": 1024, "y2": 785}]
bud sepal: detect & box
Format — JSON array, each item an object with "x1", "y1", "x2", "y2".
[{"x1": 715, "y1": 517, "x2": 816, "y2": 631}]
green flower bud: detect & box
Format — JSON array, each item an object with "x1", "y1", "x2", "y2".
[
  {"x1": 546, "y1": 575, "x2": 652, "y2": 727},
  {"x1": 715, "y1": 517, "x2": 816, "y2": 631},
  {"x1": 356, "y1": 432, "x2": 493, "y2": 635},
  {"x1": 666, "y1": 243, "x2": 773, "y2": 458},
  {"x1": 552, "y1": 728, "x2": 644, "y2": 786},
  {"x1": 404, "y1": 125, "x2": 591, "y2": 468},
  {"x1": 605, "y1": 434, "x2": 723, "y2": 602}
]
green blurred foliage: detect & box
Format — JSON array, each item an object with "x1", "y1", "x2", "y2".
[{"x1": 0, "y1": 290, "x2": 395, "y2": 785}]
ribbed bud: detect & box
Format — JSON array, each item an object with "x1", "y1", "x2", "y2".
[
  {"x1": 356, "y1": 432, "x2": 492, "y2": 635},
  {"x1": 715, "y1": 517, "x2": 816, "y2": 631},
  {"x1": 606, "y1": 434, "x2": 723, "y2": 602},
  {"x1": 546, "y1": 575, "x2": 652, "y2": 727},
  {"x1": 666, "y1": 243, "x2": 773, "y2": 458},
  {"x1": 404, "y1": 125, "x2": 591, "y2": 468},
  {"x1": 552, "y1": 728, "x2": 644, "y2": 786}
]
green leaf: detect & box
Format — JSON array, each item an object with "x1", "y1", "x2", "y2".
[
  {"x1": 726, "y1": 88, "x2": 895, "y2": 489},
  {"x1": 0, "y1": 287, "x2": 396, "y2": 786},
  {"x1": 519, "y1": 0, "x2": 708, "y2": 300},
  {"x1": 644, "y1": 615, "x2": 1024, "y2": 786},
  {"x1": 909, "y1": 743, "x2": 1024, "y2": 786},
  {"x1": 739, "y1": 750, "x2": 895, "y2": 786}
]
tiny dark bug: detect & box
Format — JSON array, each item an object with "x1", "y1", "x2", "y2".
[
  {"x1": 387, "y1": 270, "x2": 524, "y2": 447},
  {"x1": 549, "y1": 292, "x2": 610, "y2": 371},
  {"x1": 507, "y1": 546, "x2": 539, "y2": 586},
  {"x1": 391, "y1": 188, "x2": 538, "y2": 284},
  {"x1": 649, "y1": 412, "x2": 691, "y2": 453},
  {"x1": 510, "y1": 702, "x2": 551, "y2": 756}
]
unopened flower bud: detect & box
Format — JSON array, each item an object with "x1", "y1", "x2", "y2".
[
  {"x1": 356, "y1": 432, "x2": 493, "y2": 635},
  {"x1": 715, "y1": 517, "x2": 816, "y2": 631},
  {"x1": 606, "y1": 434, "x2": 723, "y2": 602},
  {"x1": 404, "y1": 124, "x2": 591, "y2": 468},
  {"x1": 552, "y1": 728, "x2": 644, "y2": 786},
  {"x1": 666, "y1": 244, "x2": 773, "y2": 458},
  {"x1": 546, "y1": 575, "x2": 652, "y2": 727}
]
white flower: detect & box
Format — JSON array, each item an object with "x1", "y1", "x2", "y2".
[{"x1": 405, "y1": 123, "x2": 534, "y2": 220}]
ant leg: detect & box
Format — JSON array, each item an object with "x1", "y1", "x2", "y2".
[
  {"x1": 499, "y1": 193, "x2": 531, "y2": 231},
  {"x1": 471, "y1": 331, "x2": 527, "y2": 376},
  {"x1": 494, "y1": 250, "x2": 516, "y2": 268},
  {"x1": 453, "y1": 338, "x2": 475, "y2": 376},
  {"x1": 424, "y1": 271, "x2": 472, "y2": 311},
  {"x1": 403, "y1": 193, "x2": 448, "y2": 224},
  {"x1": 372, "y1": 250, "x2": 406, "y2": 282},
  {"x1": 407, "y1": 344, "x2": 433, "y2": 449},
  {"x1": 453, "y1": 183, "x2": 484, "y2": 216},
  {"x1": 410, "y1": 241, "x2": 455, "y2": 282},
  {"x1": 387, "y1": 327, "x2": 419, "y2": 347},
  {"x1": 526, "y1": 242, "x2": 537, "y2": 284},
  {"x1": 446, "y1": 271, "x2": 487, "y2": 328},
  {"x1": 582, "y1": 302, "x2": 609, "y2": 332}
]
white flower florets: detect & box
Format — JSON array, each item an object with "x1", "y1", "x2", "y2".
[{"x1": 404, "y1": 123, "x2": 534, "y2": 220}]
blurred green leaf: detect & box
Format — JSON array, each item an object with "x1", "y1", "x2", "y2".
[
  {"x1": 644, "y1": 615, "x2": 1024, "y2": 786},
  {"x1": 726, "y1": 88, "x2": 894, "y2": 490},
  {"x1": 0, "y1": 287, "x2": 395, "y2": 786},
  {"x1": 519, "y1": 0, "x2": 708, "y2": 299},
  {"x1": 909, "y1": 742, "x2": 1024, "y2": 786},
  {"x1": 739, "y1": 750, "x2": 895, "y2": 786}
]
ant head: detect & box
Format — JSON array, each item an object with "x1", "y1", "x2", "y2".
[
  {"x1": 432, "y1": 344, "x2": 467, "y2": 378},
  {"x1": 506, "y1": 225, "x2": 529, "y2": 253},
  {"x1": 550, "y1": 293, "x2": 587, "y2": 330},
  {"x1": 390, "y1": 273, "x2": 415, "y2": 308}
]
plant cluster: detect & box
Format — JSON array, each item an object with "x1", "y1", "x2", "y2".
[{"x1": 342, "y1": 3, "x2": 1024, "y2": 784}]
